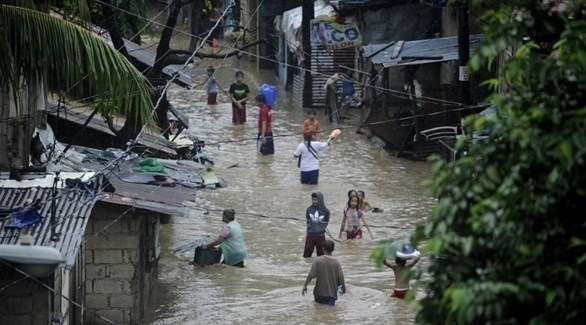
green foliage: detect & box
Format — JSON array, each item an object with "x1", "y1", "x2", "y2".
[
  {"x1": 414, "y1": 1, "x2": 586, "y2": 324},
  {"x1": 91, "y1": 0, "x2": 148, "y2": 43},
  {"x1": 0, "y1": 4, "x2": 154, "y2": 126}
]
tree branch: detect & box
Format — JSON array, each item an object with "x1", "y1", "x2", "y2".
[{"x1": 164, "y1": 39, "x2": 267, "y2": 64}]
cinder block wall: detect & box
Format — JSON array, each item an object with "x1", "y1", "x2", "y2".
[
  {"x1": 84, "y1": 202, "x2": 160, "y2": 324},
  {"x1": 0, "y1": 264, "x2": 50, "y2": 324}
]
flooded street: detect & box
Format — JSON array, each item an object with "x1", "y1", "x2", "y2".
[{"x1": 146, "y1": 57, "x2": 436, "y2": 324}]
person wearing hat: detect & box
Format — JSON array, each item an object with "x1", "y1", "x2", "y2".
[
  {"x1": 294, "y1": 131, "x2": 334, "y2": 185},
  {"x1": 302, "y1": 110, "x2": 320, "y2": 140},
  {"x1": 202, "y1": 209, "x2": 248, "y2": 267}
]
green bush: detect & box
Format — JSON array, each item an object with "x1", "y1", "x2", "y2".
[{"x1": 412, "y1": 1, "x2": 586, "y2": 324}]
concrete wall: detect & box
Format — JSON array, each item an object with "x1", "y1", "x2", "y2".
[
  {"x1": 0, "y1": 264, "x2": 50, "y2": 324},
  {"x1": 84, "y1": 203, "x2": 160, "y2": 324}
]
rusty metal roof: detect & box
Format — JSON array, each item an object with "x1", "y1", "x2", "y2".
[
  {"x1": 362, "y1": 34, "x2": 482, "y2": 67},
  {"x1": 0, "y1": 174, "x2": 99, "y2": 269}
]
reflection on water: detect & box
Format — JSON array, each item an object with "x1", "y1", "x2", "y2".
[{"x1": 146, "y1": 58, "x2": 435, "y2": 324}]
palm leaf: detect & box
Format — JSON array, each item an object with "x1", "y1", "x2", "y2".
[{"x1": 0, "y1": 4, "x2": 154, "y2": 125}]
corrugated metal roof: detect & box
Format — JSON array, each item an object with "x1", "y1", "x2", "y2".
[
  {"x1": 362, "y1": 34, "x2": 482, "y2": 67},
  {"x1": 73, "y1": 153, "x2": 199, "y2": 217},
  {"x1": 0, "y1": 175, "x2": 99, "y2": 269},
  {"x1": 45, "y1": 103, "x2": 179, "y2": 156},
  {"x1": 123, "y1": 40, "x2": 193, "y2": 87},
  {"x1": 101, "y1": 173, "x2": 196, "y2": 217}
]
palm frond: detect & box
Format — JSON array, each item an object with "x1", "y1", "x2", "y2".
[{"x1": 0, "y1": 4, "x2": 154, "y2": 125}]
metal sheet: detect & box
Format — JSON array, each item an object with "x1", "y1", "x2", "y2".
[
  {"x1": 0, "y1": 186, "x2": 98, "y2": 270},
  {"x1": 362, "y1": 34, "x2": 482, "y2": 67}
]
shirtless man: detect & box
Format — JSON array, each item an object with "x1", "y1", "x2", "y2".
[{"x1": 383, "y1": 256, "x2": 420, "y2": 298}]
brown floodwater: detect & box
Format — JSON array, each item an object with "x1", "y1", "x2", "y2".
[{"x1": 145, "y1": 56, "x2": 436, "y2": 324}]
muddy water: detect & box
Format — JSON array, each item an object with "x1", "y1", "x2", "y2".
[{"x1": 146, "y1": 57, "x2": 436, "y2": 324}]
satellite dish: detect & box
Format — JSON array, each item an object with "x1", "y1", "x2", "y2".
[{"x1": 0, "y1": 239, "x2": 65, "y2": 278}]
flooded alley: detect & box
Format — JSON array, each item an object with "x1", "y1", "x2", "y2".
[{"x1": 146, "y1": 57, "x2": 436, "y2": 324}]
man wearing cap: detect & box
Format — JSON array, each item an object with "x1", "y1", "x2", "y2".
[
  {"x1": 302, "y1": 110, "x2": 320, "y2": 140},
  {"x1": 202, "y1": 209, "x2": 248, "y2": 267},
  {"x1": 294, "y1": 131, "x2": 333, "y2": 185}
]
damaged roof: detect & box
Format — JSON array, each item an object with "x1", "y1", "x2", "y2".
[
  {"x1": 45, "y1": 102, "x2": 180, "y2": 156},
  {"x1": 70, "y1": 149, "x2": 201, "y2": 217},
  {"x1": 362, "y1": 34, "x2": 482, "y2": 67},
  {"x1": 0, "y1": 173, "x2": 99, "y2": 269},
  {"x1": 98, "y1": 160, "x2": 200, "y2": 217}
]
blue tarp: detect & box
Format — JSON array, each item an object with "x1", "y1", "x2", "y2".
[{"x1": 4, "y1": 207, "x2": 43, "y2": 229}]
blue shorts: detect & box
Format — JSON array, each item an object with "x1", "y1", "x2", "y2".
[
  {"x1": 315, "y1": 295, "x2": 336, "y2": 306},
  {"x1": 300, "y1": 169, "x2": 319, "y2": 184}
]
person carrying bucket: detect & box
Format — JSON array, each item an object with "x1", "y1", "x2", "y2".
[{"x1": 256, "y1": 94, "x2": 274, "y2": 155}]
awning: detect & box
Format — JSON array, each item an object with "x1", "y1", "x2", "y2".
[{"x1": 362, "y1": 34, "x2": 482, "y2": 67}]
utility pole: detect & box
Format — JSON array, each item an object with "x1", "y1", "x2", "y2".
[
  {"x1": 302, "y1": 0, "x2": 314, "y2": 108},
  {"x1": 457, "y1": 0, "x2": 470, "y2": 109}
]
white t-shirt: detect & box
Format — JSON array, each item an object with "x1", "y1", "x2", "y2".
[{"x1": 294, "y1": 141, "x2": 329, "y2": 172}]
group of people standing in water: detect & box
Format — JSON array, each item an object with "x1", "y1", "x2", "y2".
[
  {"x1": 196, "y1": 72, "x2": 418, "y2": 307},
  {"x1": 301, "y1": 189, "x2": 379, "y2": 306}
]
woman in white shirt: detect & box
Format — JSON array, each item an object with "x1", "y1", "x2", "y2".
[{"x1": 294, "y1": 131, "x2": 333, "y2": 184}]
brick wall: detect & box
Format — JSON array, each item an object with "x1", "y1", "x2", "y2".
[
  {"x1": 0, "y1": 264, "x2": 50, "y2": 324},
  {"x1": 84, "y1": 202, "x2": 160, "y2": 324}
]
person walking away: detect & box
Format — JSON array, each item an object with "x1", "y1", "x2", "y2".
[
  {"x1": 383, "y1": 256, "x2": 420, "y2": 298},
  {"x1": 339, "y1": 194, "x2": 373, "y2": 239},
  {"x1": 196, "y1": 66, "x2": 225, "y2": 105},
  {"x1": 304, "y1": 192, "x2": 330, "y2": 258},
  {"x1": 294, "y1": 131, "x2": 333, "y2": 184},
  {"x1": 256, "y1": 94, "x2": 274, "y2": 155},
  {"x1": 202, "y1": 209, "x2": 248, "y2": 267},
  {"x1": 302, "y1": 240, "x2": 345, "y2": 306},
  {"x1": 302, "y1": 110, "x2": 320, "y2": 140},
  {"x1": 229, "y1": 71, "x2": 249, "y2": 124}
]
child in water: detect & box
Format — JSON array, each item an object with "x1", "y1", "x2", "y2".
[
  {"x1": 383, "y1": 256, "x2": 420, "y2": 298},
  {"x1": 197, "y1": 66, "x2": 225, "y2": 105},
  {"x1": 357, "y1": 190, "x2": 372, "y2": 211},
  {"x1": 339, "y1": 194, "x2": 373, "y2": 240}
]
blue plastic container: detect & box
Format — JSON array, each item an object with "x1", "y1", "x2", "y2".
[{"x1": 260, "y1": 84, "x2": 277, "y2": 108}]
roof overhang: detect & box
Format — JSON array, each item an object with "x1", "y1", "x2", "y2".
[{"x1": 362, "y1": 34, "x2": 482, "y2": 68}]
